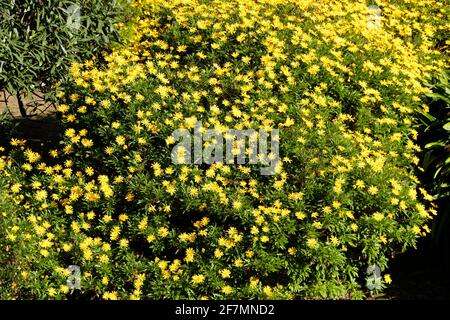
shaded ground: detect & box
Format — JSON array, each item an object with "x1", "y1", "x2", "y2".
[
  {"x1": 0, "y1": 90, "x2": 55, "y2": 118},
  {"x1": 0, "y1": 90, "x2": 59, "y2": 142},
  {"x1": 382, "y1": 236, "x2": 450, "y2": 300}
]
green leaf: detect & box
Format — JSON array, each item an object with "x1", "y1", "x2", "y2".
[
  {"x1": 434, "y1": 166, "x2": 444, "y2": 180},
  {"x1": 422, "y1": 152, "x2": 437, "y2": 171},
  {"x1": 419, "y1": 111, "x2": 436, "y2": 123},
  {"x1": 427, "y1": 92, "x2": 450, "y2": 105},
  {"x1": 443, "y1": 122, "x2": 450, "y2": 131},
  {"x1": 425, "y1": 141, "x2": 446, "y2": 149}
]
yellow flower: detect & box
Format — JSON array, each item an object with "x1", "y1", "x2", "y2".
[
  {"x1": 368, "y1": 186, "x2": 379, "y2": 195},
  {"x1": 184, "y1": 248, "x2": 195, "y2": 263},
  {"x1": 263, "y1": 286, "x2": 273, "y2": 297},
  {"x1": 158, "y1": 227, "x2": 169, "y2": 238},
  {"x1": 83, "y1": 248, "x2": 93, "y2": 260},
  {"x1": 118, "y1": 214, "x2": 128, "y2": 223},
  {"x1": 249, "y1": 277, "x2": 259, "y2": 288},
  {"x1": 307, "y1": 65, "x2": 320, "y2": 75},
  {"x1": 221, "y1": 285, "x2": 233, "y2": 295},
  {"x1": 86, "y1": 211, "x2": 95, "y2": 220},
  {"x1": 110, "y1": 226, "x2": 121, "y2": 240},
  {"x1": 147, "y1": 234, "x2": 156, "y2": 243},
  {"x1": 191, "y1": 274, "x2": 205, "y2": 285},
  {"x1": 295, "y1": 211, "x2": 306, "y2": 220},
  {"x1": 219, "y1": 269, "x2": 231, "y2": 279},
  {"x1": 353, "y1": 180, "x2": 365, "y2": 189},
  {"x1": 103, "y1": 291, "x2": 119, "y2": 300},
  {"x1": 214, "y1": 249, "x2": 224, "y2": 258},
  {"x1": 373, "y1": 212, "x2": 384, "y2": 221},
  {"x1": 10, "y1": 183, "x2": 22, "y2": 193},
  {"x1": 35, "y1": 190, "x2": 48, "y2": 202},
  {"x1": 115, "y1": 135, "x2": 126, "y2": 146},
  {"x1": 85, "y1": 167, "x2": 94, "y2": 176},
  {"x1": 306, "y1": 238, "x2": 318, "y2": 249},
  {"x1": 119, "y1": 239, "x2": 129, "y2": 248},
  {"x1": 412, "y1": 225, "x2": 421, "y2": 235},
  {"x1": 330, "y1": 236, "x2": 339, "y2": 246},
  {"x1": 47, "y1": 287, "x2": 57, "y2": 297},
  {"x1": 384, "y1": 274, "x2": 392, "y2": 284},
  {"x1": 60, "y1": 285, "x2": 69, "y2": 294}
]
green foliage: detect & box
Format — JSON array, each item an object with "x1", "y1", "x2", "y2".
[
  {"x1": 0, "y1": 0, "x2": 123, "y2": 111},
  {"x1": 419, "y1": 71, "x2": 450, "y2": 199},
  {"x1": 417, "y1": 70, "x2": 450, "y2": 257}
]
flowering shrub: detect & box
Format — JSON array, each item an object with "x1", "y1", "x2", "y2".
[{"x1": 0, "y1": 0, "x2": 449, "y2": 299}]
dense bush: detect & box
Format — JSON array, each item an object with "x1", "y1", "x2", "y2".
[
  {"x1": 0, "y1": 0, "x2": 449, "y2": 299},
  {"x1": 0, "y1": 0, "x2": 124, "y2": 117}
]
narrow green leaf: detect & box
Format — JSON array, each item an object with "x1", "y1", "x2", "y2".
[{"x1": 443, "y1": 122, "x2": 450, "y2": 131}]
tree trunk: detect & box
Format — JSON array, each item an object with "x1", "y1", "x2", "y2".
[{"x1": 16, "y1": 92, "x2": 27, "y2": 118}]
